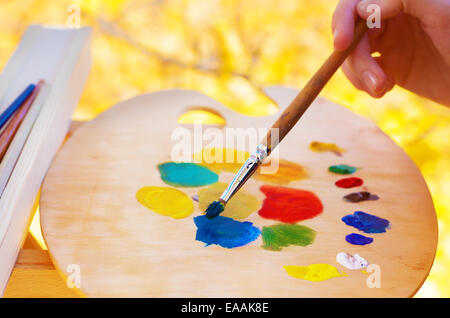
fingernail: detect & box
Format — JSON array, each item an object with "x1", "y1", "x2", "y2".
[
  {"x1": 362, "y1": 71, "x2": 382, "y2": 95},
  {"x1": 333, "y1": 29, "x2": 339, "y2": 46},
  {"x1": 358, "y1": 0, "x2": 370, "y2": 11},
  {"x1": 334, "y1": 29, "x2": 344, "y2": 50}
]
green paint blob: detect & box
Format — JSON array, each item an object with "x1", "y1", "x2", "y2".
[
  {"x1": 261, "y1": 224, "x2": 316, "y2": 251},
  {"x1": 328, "y1": 164, "x2": 357, "y2": 175},
  {"x1": 158, "y1": 162, "x2": 218, "y2": 187}
]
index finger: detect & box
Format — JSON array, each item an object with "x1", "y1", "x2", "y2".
[{"x1": 332, "y1": 0, "x2": 361, "y2": 51}]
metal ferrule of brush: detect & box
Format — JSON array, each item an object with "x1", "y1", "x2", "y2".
[{"x1": 219, "y1": 144, "x2": 268, "y2": 203}]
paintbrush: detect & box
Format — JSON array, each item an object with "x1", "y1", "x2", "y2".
[{"x1": 204, "y1": 19, "x2": 368, "y2": 218}]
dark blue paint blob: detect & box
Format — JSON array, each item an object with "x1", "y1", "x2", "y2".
[
  {"x1": 345, "y1": 233, "x2": 373, "y2": 245},
  {"x1": 194, "y1": 215, "x2": 261, "y2": 248},
  {"x1": 205, "y1": 200, "x2": 225, "y2": 219},
  {"x1": 342, "y1": 211, "x2": 390, "y2": 233},
  {"x1": 158, "y1": 162, "x2": 218, "y2": 187}
]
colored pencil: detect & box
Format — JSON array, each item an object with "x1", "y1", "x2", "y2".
[
  {"x1": 0, "y1": 84, "x2": 36, "y2": 130},
  {"x1": 0, "y1": 81, "x2": 44, "y2": 162},
  {"x1": 0, "y1": 82, "x2": 50, "y2": 197}
]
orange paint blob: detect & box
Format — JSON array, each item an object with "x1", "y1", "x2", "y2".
[{"x1": 255, "y1": 159, "x2": 308, "y2": 185}]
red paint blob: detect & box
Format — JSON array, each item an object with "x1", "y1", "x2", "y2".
[
  {"x1": 258, "y1": 185, "x2": 323, "y2": 223},
  {"x1": 335, "y1": 177, "x2": 363, "y2": 188}
]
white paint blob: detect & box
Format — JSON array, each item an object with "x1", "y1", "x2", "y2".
[{"x1": 336, "y1": 252, "x2": 369, "y2": 270}]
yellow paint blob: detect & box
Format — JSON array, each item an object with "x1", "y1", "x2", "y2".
[
  {"x1": 254, "y1": 159, "x2": 308, "y2": 185},
  {"x1": 198, "y1": 182, "x2": 261, "y2": 219},
  {"x1": 177, "y1": 108, "x2": 226, "y2": 126},
  {"x1": 193, "y1": 148, "x2": 250, "y2": 173},
  {"x1": 284, "y1": 264, "x2": 343, "y2": 282},
  {"x1": 136, "y1": 186, "x2": 193, "y2": 219},
  {"x1": 310, "y1": 141, "x2": 346, "y2": 155}
]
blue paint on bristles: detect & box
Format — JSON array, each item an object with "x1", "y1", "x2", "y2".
[
  {"x1": 204, "y1": 200, "x2": 225, "y2": 219},
  {"x1": 0, "y1": 84, "x2": 36, "y2": 130}
]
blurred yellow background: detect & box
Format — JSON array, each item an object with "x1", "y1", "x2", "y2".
[{"x1": 0, "y1": 0, "x2": 448, "y2": 297}]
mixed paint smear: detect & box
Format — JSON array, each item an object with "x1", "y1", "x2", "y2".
[
  {"x1": 198, "y1": 183, "x2": 260, "y2": 219},
  {"x1": 258, "y1": 185, "x2": 323, "y2": 223},
  {"x1": 343, "y1": 191, "x2": 379, "y2": 203},
  {"x1": 284, "y1": 264, "x2": 343, "y2": 281},
  {"x1": 335, "y1": 177, "x2": 363, "y2": 188},
  {"x1": 328, "y1": 164, "x2": 357, "y2": 175},
  {"x1": 310, "y1": 141, "x2": 346, "y2": 156},
  {"x1": 261, "y1": 224, "x2": 315, "y2": 251},
  {"x1": 336, "y1": 252, "x2": 368, "y2": 270},
  {"x1": 136, "y1": 186, "x2": 193, "y2": 219},
  {"x1": 345, "y1": 233, "x2": 373, "y2": 245},
  {"x1": 158, "y1": 162, "x2": 218, "y2": 187},
  {"x1": 342, "y1": 211, "x2": 390, "y2": 233},
  {"x1": 193, "y1": 215, "x2": 261, "y2": 248}
]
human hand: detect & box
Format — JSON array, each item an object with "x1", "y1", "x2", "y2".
[{"x1": 332, "y1": 0, "x2": 450, "y2": 106}]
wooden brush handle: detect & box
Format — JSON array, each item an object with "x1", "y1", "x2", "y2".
[{"x1": 263, "y1": 19, "x2": 368, "y2": 153}]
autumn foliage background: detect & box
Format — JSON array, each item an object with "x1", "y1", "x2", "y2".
[{"x1": 0, "y1": 0, "x2": 449, "y2": 297}]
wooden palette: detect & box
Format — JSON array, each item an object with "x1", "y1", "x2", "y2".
[{"x1": 40, "y1": 86, "x2": 438, "y2": 297}]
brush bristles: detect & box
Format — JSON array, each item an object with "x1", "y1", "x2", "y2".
[{"x1": 204, "y1": 200, "x2": 225, "y2": 219}]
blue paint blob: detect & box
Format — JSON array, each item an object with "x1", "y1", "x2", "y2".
[
  {"x1": 342, "y1": 211, "x2": 390, "y2": 233},
  {"x1": 158, "y1": 162, "x2": 218, "y2": 187},
  {"x1": 194, "y1": 215, "x2": 261, "y2": 248},
  {"x1": 205, "y1": 200, "x2": 225, "y2": 218},
  {"x1": 345, "y1": 233, "x2": 373, "y2": 245}
]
